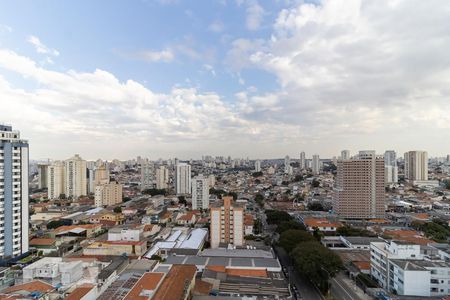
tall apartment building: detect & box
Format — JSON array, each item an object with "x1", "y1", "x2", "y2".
[
  {"x1": 404, "y1": 151, "x2": 428, "y2": 181},
  {"x1": 334, "y1": 151, "x2": 385, "y2": 219},
  {"x1": 0, "y1": 125, "x2": 29, "y2": 259},
  {"x1": 312, "y1": 154, "x2": 320, "y2": 175},
  {"x1": 384, "y1": 150, "x2": 398, "y2": 184},
  {"x1": 341, "y1": 150, "x2": 350, "y2": 160},
  {"x1": 64, "y1": 154, "x2": 87, "y2": 199},
  {"x1": 37, "y1": 163, "x2": 48, "y2": 189},
  {"x1": 94, "y1": 161, "x2": 109, "y2": 185},
  {"x1": 299, "y1": 152, "x2": 306, "y2": 170},
  {"x1": 47, "y1": 161, "x2": 65, "y2": 199},
  {"x1": 175, "y1": 163, "x2": 191, "y2": 194},
  {"x1": 192, "y1": 175, "x2": 209, "y2": 210},
  {"x1": 94, "y1": 182, "x2": 123, "y2": 207},
  {"x1": 254, "y1": 160, "x2": 261, "y2": 172},
  {"x1": 284, "y1": 156, "x2": 292, "y2": 175},
  {"x1": 140, "y1": 163, "x2": 153, "y2": 191},
  {"x1": 210, "y1": 196, "x2": 244, "y2": 248},
  {"x1": 155, "y1": 165, "x2": 169, "y2": 189}
]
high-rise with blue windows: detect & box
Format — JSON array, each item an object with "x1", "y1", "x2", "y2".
[{"x1": 0, "y1": 125, "x2": 29, "y2": 259}]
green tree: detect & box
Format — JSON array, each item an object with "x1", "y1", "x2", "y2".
[
  {"x1": 113, "y1": 206, "x2": 122, "y2": 213},
  {"x1": 265, "y1": 210, "x2": 292, "y2": 225},
  {"x1": 307, "y1": 202, "x2": 325, "y2": 211},
  {"x1": 276, "y1": 220, "x2": 306, "y2": 234},
  {"x1": 252, "y1": 171, "x2": 263, "y2": 177},
  {"x1": 178, "y1": 196, "x2": 187, "y2": 205},
  {"x1": 255, "y1": 194, "x2": 265, "y2": 207},
  {"x1": 278, "y1": 229, "x2": 315, "y2": 253},
  {"x1": 311, "y1": 179, "x2": 320, "y2": 188},
  {"x1": 291, "y1": 242, "x2": 343, "y2": 293}
]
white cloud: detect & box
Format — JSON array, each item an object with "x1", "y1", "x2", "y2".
[
  {"x1": 138, "y1": 49, "x2": 174, "y2": 62},
  {"x1": 0, "y1": 24, "x2": 12, "y2": 33},
  {"x1": 27, "y1": 35, "x2": 59, "y2": 56},
  {"x1": 245, "y1": 0, "x2": 265, "y2": 30},
  {"x1": 208, "y1": 20, "x2": 225, "y2": 33}
]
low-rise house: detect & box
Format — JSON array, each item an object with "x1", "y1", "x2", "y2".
[
  {"x1": 244, "y1": 214, "x2": 254, "y2": 235},
  {"x1": 303, "y1": 217, "x2": 342, "y2": 233},
  {"x1": 51, "y1": 224, "x2": 103, "y2": 239},
  {"x1": 83, "y1": 240, "x2": 147, "y2": 257},
  {"x1": 176, "y1": 212, "x2": 197, "y2": 225},
  {"x1": 29, "y1": 238, "x2": 57, "y2": 255}
]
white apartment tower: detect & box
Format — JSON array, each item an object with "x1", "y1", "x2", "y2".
[
  {"x1": 254, "y1": 160, "x2": 261, "y2": 172},
  {"x1": 341, "y1": 150, "x2": 350, "y2": 160},
  {"x1": 155, "y1": 165, "x2": 169, "y2": 189},
  {"x1": 192, "y1": 175, "x2": 210, "y2": 210},
  {"x1": 299, "y1": 152, "x2": 306, "y2": 170},
  {"x1": 140, "y1": 163, "x2": 153, "y2": 191},
  {"x1": 384, "y1": 150, "x2": 398, "y2": 184},
  {"x1": 64, "y1": 154, "x2": 87, "y2": 199},
  {"x1": 312, "y1": 154, "x2": 320, "y2": 175},
  {"x1": 0, "y1": 125, "x2": 29, "y2": 259},
  {"x1": 175, "y1": 163, "x2": 191, "y2": 194},
  {"x1": 334, "y1": 151, "x2": 385, "y2": 219},
  {"x1": 47, "y1": 161, "x2": 65, "y2": 200},
  {"x1": 210, "y1": 196, "x2": 244, "y2": 248},
  {"x1": 284, "y1": 155, "x2": 291, "y2": 175},
  {"x1": 404, "y1": 151, "x2": 428, "y2": 181}
]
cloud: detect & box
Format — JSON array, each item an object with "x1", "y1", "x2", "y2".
[
  {"x1": 208, "y1": 20, "x2": 225, "y2": 33},
  {"x1": 27, "y1": 35, "x2": 59, "y2": 56},
  {"x1": 138, "y1": 49, "x2": 174, "y2": 62},
  {"x1": 0, "y1": 24, "x2": 12, "y2": 33},
  {"x1": 237, "y1": 0, "x2": 265, "y2": 30}
]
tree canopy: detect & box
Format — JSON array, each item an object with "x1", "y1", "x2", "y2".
[{"x1": 279, "y1": 229, "x2": 315, "y2": 253}]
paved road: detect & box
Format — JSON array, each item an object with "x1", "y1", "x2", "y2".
[
  {"x1": 274, "y1": 246, "x2": 323, "y2": 300},
  {"x1": 330, "y1": 272, "x2": 370, "y2": 300}
]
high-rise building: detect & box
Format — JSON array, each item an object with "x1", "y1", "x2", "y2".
[
  {"x1": 94, "y1": 182, "x2": 123, "y2": 207},
  {"x1": 334, "y1": 151, "x2": 385, "y2": 219},
  {"x1": 64, "y1": 154, "x2": 87, "y2": 199},
  {"x1": 312, "y1": 154, "x2": 320, "y2": 175},
  {"x1": 140, "y1": 163, "x2": 153, "y2": 191},
  {"x1": 37, "y1": 163, "x2": 48, "y2": 189},
  {"x1": 208, "y1": 174, "x2": 215, "y2": 188},
  {"x1": 404, "y1": 151, "x2": 428, "y2": 181},
  {"x1": 384, "y1": 150, "x2": 398, "y2": 184},
  {"x1": 47, "y1": 161, "x2": 65, "y2": 199},
  {"x1": 341, "y1": 150, "x2": 350, "y2": 160},
  {"x1": 155, "y1": 165, "x2": 169, "y2": 189},
  {"x1": 192, "y1": 175, "x2": 209, "y2": 210},
  {"x1": 94, "y1": 161, "x2": 109, "y2": 185},
  {"x1": 0, "y1": 125, "x2": 29, "y2": 259},
  {"x1": 254, "y1": 160, "x2": 261, "y2": 172},
  {"x1": 175, "y1": 163, "x2": 191, "y2": 194},
  {"x1": 210, "y1": 196, "x2": 244, "y2": 248},
  {"x1": 284, "y1": 155, "x2": 291, "y2": 175},
  {"x1": 299, "y1": 152, "x2": 306, "y2": 170}
]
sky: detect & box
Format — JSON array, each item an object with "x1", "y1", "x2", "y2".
[{"x1": 1, "y1": 0, "x2": 450, "y2": 160}]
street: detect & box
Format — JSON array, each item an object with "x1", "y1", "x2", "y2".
[{"x1": 330, "y1": 272, "x2": 371, "y2": 300}]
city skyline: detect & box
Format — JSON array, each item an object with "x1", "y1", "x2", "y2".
[{"x1": 2, "y1": 0, "x2": 450, "y2": 159}]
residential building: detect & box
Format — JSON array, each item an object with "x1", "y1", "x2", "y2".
[
  {"x1": 370, "y1": 241, "x2": 450, "y2": 297},
  {"x1": 0, "y1": 124, "x2": 29, "y2": 259},
  {"x1": 94, "y1": 161, "x2": 109, "y2": 185},
  {"x1": 37, "y1": 163, "x2": 48, "y2": 189},
  {"x1": 284, "y1": 155, "x2": 291, "y2": 175},
  {"x1": 155, "y1": 165, "x2": 169, "y2": 189},
  {"x1": 312, "y1": 154, "x2": 320, "y2": 175},
  {"x1": 192, "y1": 175, "x2": 209, "y2": 210},
  {"x1": 210, "y1": 196, "x2": 244, "y2": 248},
  {"x1": 254, "y1": 159, "x2": 261, "y2": 172},
  {"x1": 384, "y1": 150, "x2": 398, "y2": 184},
  {"x1": 208, "y1": 174, "x2": 215, "y2": 188},
  {"x1": 299, "y1": 151, "x2": 306, "y2": 170},
  {"x1": 341, "y1": 150, "x2": 350, "y2": 160},
  {"x1": 47, "y1": 160, "x2": 65, "y2": 199},
  {"x1": 404, "y1": 151, "x2": 428, "y2": 181},
  {"x1": 175, "y1": 163, "x2": 191, "y2": 194},
  {"x1": 334, "y1": 151, "x2": 385, "y2": 219},
  {"x1": 141, "y1": 163, "x2": 153, "y2": 191},
  {"x1": 64, "y1": 154, "x2": 87, "y2": 199},
  {"x1": 94, "y1": 182, "x2": 123, "y2": 207}
]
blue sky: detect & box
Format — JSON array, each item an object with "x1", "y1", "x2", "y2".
[{"x1": 1, "y1": 0, "x2": 450, "y2": 160}]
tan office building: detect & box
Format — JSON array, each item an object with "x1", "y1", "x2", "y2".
[{"x1": 404, "y1": 151, "x2": 428, "y2": 181}]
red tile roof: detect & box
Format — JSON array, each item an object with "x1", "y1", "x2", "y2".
[{"x1": 124, "y1": 272, "x2": 165, "y2": 300}]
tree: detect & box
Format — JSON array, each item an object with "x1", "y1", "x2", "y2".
[
  {"x1": 279, "y1": 229, "x2": 315, "y2": 253},
  {"x1": 307, "y1": 202, "x2": 325, "y2": 211},
  {"x1": 113, "y1": 206, "x2": 122, "y2": 213},
  {"x1": 123, "y1": 196, "x2": 132, "y2": 202},
  {"x1": 276, "y1": 220, "x2": 306, "y2": 234},
  {"x1": 178, "y1": 196, "x2": 187, "y2": 205},
  {"x1": 443, "y1": 179, "x2": 450, "y2": 190},
  {"x1": 255, "y1": 194, "x2": 265, "y2": 207},
  {"x1": 142, "y1": 188, "x2": 166, "y2": 196},
  {"x1": 227, "y1": 192, "x2": 238, "y2": 200},
  {"x1": 311, "y1": 179, "x2": 320, "y2": 188},
  {"x1": 291, "y1": 242, "x2": 343, "y2": 293},
  {"x1": 336, "y1": 225, "x2": 376, "y2": 237},
  {"x1": 252, "y1": 171, "x2": 263, "y2": 177},
  {"x1": 46, "y1": 219, "x2": 72, "y2": 230},
  {"x1": 293, "y1": 175, "x2": 303, "y2": 182},
  {"x1": 265, "y1": 210, "x2": 292, "y2": 225}
]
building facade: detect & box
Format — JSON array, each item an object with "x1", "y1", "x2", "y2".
[
  {"x1": 254, "y1": 160, "x2": 261, "y2": 172},
  {"x1": 37, "y1": 163, "x2": 48, "y2": 189},
  {"x1": 210, "y1": 196, "x2": 244, "y2": 248},
  {"x1": 47, "y1": 161, "x2": 65, "y2": 200},
  {"x1": 192, "y1": 175, "x2": 209, "y2": 210},
  {"x1": 94, "y1": 182, "x2": 123, "y2": 207},
  {"x1": 299, "y1": 151, "x2": 306, "y2": 170},
  {"x1": 341, "y1": 150, "x2": 350, "y2": 160},
  {"x1": 64, "y1": 154, "x2": 87, "y2": 199},
  {"x1": 384, "y1": 150, "x2": 398, "y2": 184},
  {"x1": 404, "y1": 151, "x2": 428, "y2": 181},
  {"x1": 334, "y1": 151, "x2": 385, "y2": 219},
  {"x1": 175, "y1": 163, "x2": 191, "y2": 194},
  {"x1": 140, "y1": 163, "x2": 153, "y2": 191},
  {"x1": 312, "y1": 154, "x2": 320, "y2": 175},
  {"x1": 155, "y1": 165, "x2": 169, "y2": 190},
  {"x1": 0, "y1": 125, "x2": 29, "y2": 259}
]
